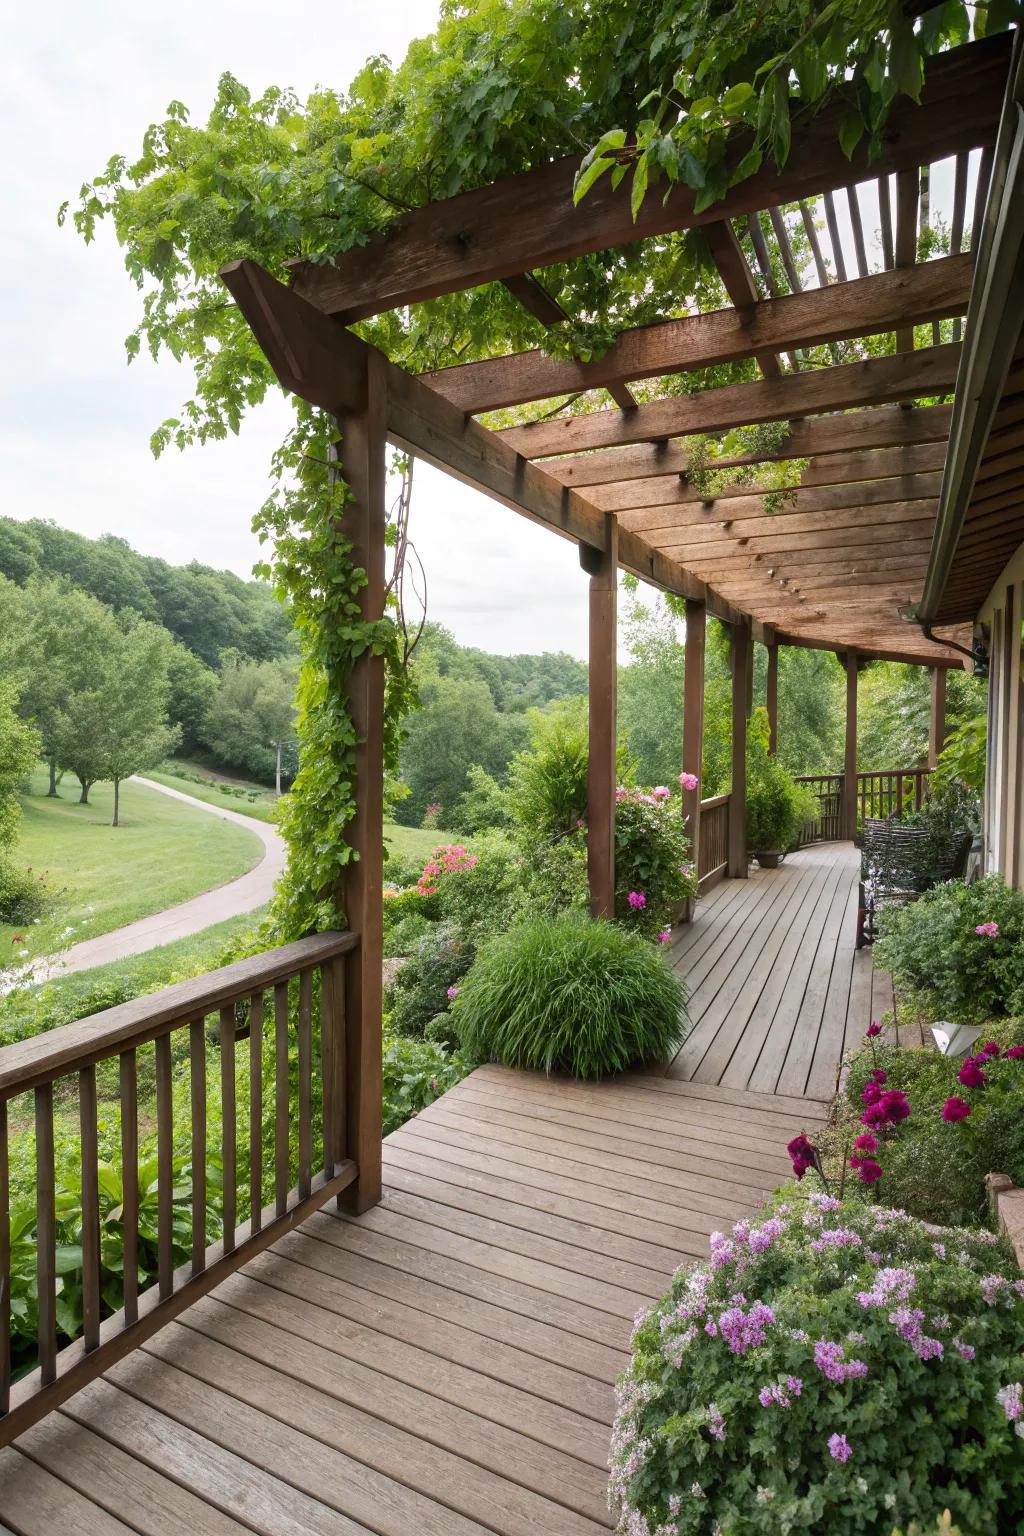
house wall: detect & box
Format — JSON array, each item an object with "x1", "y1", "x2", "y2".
[{"x1": 978, "y1": 543, "x2": 1024, "y2": 885}]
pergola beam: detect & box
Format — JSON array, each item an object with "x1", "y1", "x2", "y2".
[
  {"x1": 635, "y1": 500, "x2": 938, "y2": 545},
  {"x1": 424, "y1": 256, "x2": 971, "y2": 414},
  {"x1": 613, "y1": 473, "x2": 941, "y2": 523},
  {"x1": 499, "y1": 343, "x2": 961, "y2": 458},
  {"x1": 288, "y1": 36, "x2": 1009, "y2": 322}
]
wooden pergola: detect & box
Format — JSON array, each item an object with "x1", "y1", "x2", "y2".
[{"x1": 220, "y1": 30, "x2": 1024, "y2": 1211}]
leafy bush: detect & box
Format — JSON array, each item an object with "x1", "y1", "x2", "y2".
[
  {"x1": 382, "y1": 911, "x2": 435, "y2": 958},
  {"x1": 381, "y1": 1031, "x2": 471, "y2": 1136},
  {"x1": 841, "y1": 1024, "x2": 1024, "y2": 1227},
  {"x1": 450, "y1": 763, "x2": 512, "y2": 834},
  {"x1": 0, "y1": 856, "x2": 50, "y2": 925},
  {"x1": 875, "y1": 875, "x2": 1024, "y2": 1024},
  {"x1": 434, "y1": 832, "x2": 523, "y2": 937},
  {"x1": 613, "y1": 1193, "x2": 1024, "y2": 1535},
  {"x1": 382, "y1": 851, "x2": 423, "y2": 889},
  {"x1": 614, "y1": 787, "x2": 696, "y2": 936},
  {"x1": 453, "y1": 912, "x2": 686, "y2": 1077},
  {"x1": 746, "y1": 707, "x2": 818, "y2": 852},
  {"x1": 930, "y1": 715, "x2": 986, "y2": 797},
  {"x1": 508, "y1": 704, "x2": 634, "y2": 838},
  {"x1": 517, "y1": 828, "x2": 591, "y2": 916},
  {"x1": 384, "y1": 923, "x2": 476, "y2": 1037},
  {"x1": 382, "y1": 884, "x2": 439, "y2": 938}
]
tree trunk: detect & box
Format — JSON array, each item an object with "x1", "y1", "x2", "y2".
[
  {"x1": 47, "y1": 757, "x2": 59, "y2": 797},
  {"x1": 78, "y1": 778, "x2": 90, "y2": 805},
  {"x1": 113, "y1": 777, "x2": 120, "y2": 827},
  {"x1": 275, "y1": 741, "x2": 282, "y2": 798}
]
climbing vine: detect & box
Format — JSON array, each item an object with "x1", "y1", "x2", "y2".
[{"x1": 685, "y1": 422, "x2": 807, "y2": 514}]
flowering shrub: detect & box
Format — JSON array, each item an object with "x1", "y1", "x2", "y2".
[
  {"x1": 843, "y1": 1022, "x2": 1024, "y2": 1227},
  {"x1": 614, "y1": 786, "x2": 697, "y2": 937},
  {"x1": 383, "y1": 923, "x2": 476, "y2": 1037},
  {"x1": 612, "y1": 1195, "x2": 1024, "y2": 1535},
  {"x1": 875, "y1": 875, "x2": 1024, "y2": 1024},
  {"x1": 453, "y1": 911, "x2": 687, "y2": 1078},
  {"x1": 416, "y1": 842, "x2": 479, "y2": 896}
]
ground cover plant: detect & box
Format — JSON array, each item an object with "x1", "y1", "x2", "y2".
[
  {"x1": 452, "y1": 911, "x2": 686, "y2": 1078},
  {"x1": 613, "y1": 1192, "x2": 1024, "y2": 1535}
]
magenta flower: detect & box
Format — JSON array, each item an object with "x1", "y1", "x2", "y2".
[
  {"x1": 1006, "y1": 1045, "x2": 1024, "y2": 1060},
  {"x1": 852, "y1": 1157, "x2": 883, "y2": 1185},
  {"x1": 866, "y1": 1021, "x2": 882, "y2": 1038},
  {"x1": 975, "y1": 921, "x2": 1000, "y2": 937},
  {"x1": 861, "y1": 1080, "x2": 882, "y2": 1107},
  {"x1": 786, "y1": 1133, "x2": 817, "y2": 1181},
  {"x1": 656, "y1": 929, "x2": 672, "y2": 944},
  {"x1": 627, "y1": 890, "x2": 647, "y2": 910},
  {"x1": 861, "y1": 1089, "x2": 910, "y2": 1129},
  {"x1": 679, "y1": 771, "x2": 699, "y2": 792},
  {"x1": 942, "y1": 1096, "x2": 972, "y2": 1122},
  {"x1": 827, "y1": 1433, "x2": 853, "y2": 1463},
  {"x1": 982, "y1": 1041, "x2": 1001, "y2": 1056},
  {"x1": 651, "y1": 785, "x2": 671, "y2": 801},
  {"x1": 853, "y1": 1133, "x2": 877, "y2": 1153},
  {"x1": 958, "y1": 1058, "x2": 986, "y2": 1089}
]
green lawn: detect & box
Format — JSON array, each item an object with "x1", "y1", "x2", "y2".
[
  {"x1": 2, "y1": 768, "x2": 265, "y2": 962},
  {"x1": 384, "y1": 822, "x2": 454, "y2": 865}
]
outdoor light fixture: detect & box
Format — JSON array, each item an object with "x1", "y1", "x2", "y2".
[{"x1": 931, "y1": 1022, "x2": 984, "y2": 1058}]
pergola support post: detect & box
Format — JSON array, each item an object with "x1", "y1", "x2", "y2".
[
  {"x1": 682, "y1": 600, "x2": 706, "y2": 890},
  {"x1": 766, "y1": 642, "x2": 779, "y2": 755},
  {"x1": 728, "y1": 620, "x2": 752, "y2": 878},
  {"x1": 928, "y1": 666, "x2": 948, "y2": 768},
  {"x1": 331, "y1": 352, "x2": 387, "y2": 1215},
  {"x1": 585, "y1": 515, "x2": 619, "y2": 919},
  {"x1": 844, "y1": 650, "x2": 859, "y2": 842}
]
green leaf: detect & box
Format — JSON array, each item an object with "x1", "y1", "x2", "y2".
[
  {"x1": 771, "y1": 76, "x2": 791, "y2": 166},
  {"x1": 730, "y1": 146, "x2": 762, "y2": 187},
  {"x1": 573, "y1": 128, "x2": 626, "y2": 206},
  {"x1": 630, "y1": 151, "x2": 650, "y2": 222},
  {"x1": 838, "y1": 107, "x2": 865, "y2": 161},
  {"x1": 721, "y1": 82, "x2": 754, "y2": 116},
  {"x1": 888, "y1": 20, "x2": 924, "y2": 103},
  {"x1": 793, "y1": 50, "x2": 828, "y2": 103}
]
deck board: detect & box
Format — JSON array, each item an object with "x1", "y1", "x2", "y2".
[{"x1": 4, "y1": 853, "x2": 867, "y2": 1534}]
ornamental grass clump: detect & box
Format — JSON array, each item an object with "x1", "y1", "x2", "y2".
[
  {"x1": 452, "y1": 912, "x2": 686, "y2": 1078},
  {"x1": 613, "y1": 1195, "x2": 1024, "y2": 1536}
]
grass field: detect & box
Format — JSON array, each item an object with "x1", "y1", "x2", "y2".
[{"x1": 2, "y1": 768, "x2": 265, "y2": 962}]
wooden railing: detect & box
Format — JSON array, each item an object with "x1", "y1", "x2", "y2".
[
  {"x1": 697, "y1": 793, "x2": 730, "y2": 888},
  {"x1": 794, "y1": 769, "x2": 931, "y2": 845},
  {"x1": 0, "y1": 930, "x2": 358, "y2": 1446}
]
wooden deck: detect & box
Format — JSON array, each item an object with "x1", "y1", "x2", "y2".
[
  {"x1": 0, "y1": 1063, "x2": 828, "y2": 1535},
  {"x1": 665, "y1": 842, "x2": 893, "y2": 1101}
]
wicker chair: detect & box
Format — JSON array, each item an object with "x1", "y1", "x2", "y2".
[{"x1": 856, "y1": 819, "x2": 974, "y2": 946}]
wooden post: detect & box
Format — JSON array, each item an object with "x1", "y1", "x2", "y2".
[
  {"x1": 682, "y1": 600, "x2": 706, "y2": 877},
  {"x1": 844, "y1": 650, "x2": 859, "y2": 841},
  {"x1": 928, "y1": 666, "x2": 947, "y2": 769},
  {"x1": 728, "y1": 621, "x2": 751, "y2": 878},
  {"x1": 585, "y1": 514, "x2": 618, "y2": 919},
  {"x1": 766, "y1": 642, "x2": 779, "y2": 756},
  {"x1": 332, "y1": 351, "x2": 387, "y2": 1214}
]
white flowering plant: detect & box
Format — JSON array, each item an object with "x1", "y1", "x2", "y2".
[{"x1": 612, "y1": 1194, "x2": 1024, "y2": 1535}]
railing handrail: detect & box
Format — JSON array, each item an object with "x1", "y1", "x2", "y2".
[
  {"x1": 0, "y1": 930, "x2": 357, "y2": 1097},
  {"x1": 794, "y1": 767, "x2": 930, "y2": 782},
  {"x1": 699, "y1": 792, "x2": 731, "y2": 811}
]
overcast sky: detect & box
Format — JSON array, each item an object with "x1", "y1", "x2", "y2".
[{"x1": 1, "y1": 0, "x2": 593, "y2": 659}]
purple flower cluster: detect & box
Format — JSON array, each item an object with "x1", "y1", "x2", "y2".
[
  {"x1": 827, "y1": 1432, "x2": 853, "y2": 1463},
  {"x1": 810, "y1": 1228, "x2": 863, "y2": 1254},
  {"x1": 814, "y1": 1339, "x2": 868, "y2": 1384},
  {"x1": 997, "y1": 1382, "x2": 1024, "y2": 1431},
  {"x1": 857, "y1": 1267, "x2": 916, "y2": 1309},
  {"x1": 717, "y1": 1300, "x2": 775, "y2": 1356},
  {"x1": 758, "y1": 1376, "x2": 802, "y2": 1409}
]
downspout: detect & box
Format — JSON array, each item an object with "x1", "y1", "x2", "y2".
[{"x1": 916, "y1": 30, "x2": 1024, "y2": 629}]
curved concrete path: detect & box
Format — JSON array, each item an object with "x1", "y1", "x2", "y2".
[{"x1": 39, "y1": 776, "x2": 287, "y2": 980}]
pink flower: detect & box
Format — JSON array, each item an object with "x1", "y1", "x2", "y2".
[
  {"x1": 975, "y1": 921, "x2": 1000, "y2": 937},
  {"x1": 651, "y1": 785, "x2": 671, "y2": 801},
  {"x1": 657, "y1": 929, "x2": 672, "y2": 944},
  {"x1": 866, "y1": 1021, "x2": 882, "y2": 1038},
  {"x1": 827, "y1": 1433, "x2": 853, "y2": 1463},
  {"x1": 851, "y1": 1157, "x2": 883, "y2": 1185},
  {"x1": 446, "y1": 985, "x2": 459, "y2": 1001},
  {"x1": 679, "y1": 772, "x2": 699, "y2": 792},
  {"x1": 627, "y1": 890, "x2": 647, "y2": 910},
  {"x1": 862, "y1": 1080, "x2": 882, "y2": 1106},
  {"x1": 942, "y1": 1096, "x2": 972, "y2": 1122},
  {"x1": 853, "y1": 1133, "x2": 877, "y2": 1153},
  {"x1": 958, "y1": 1059, "x2": 986, "y2": 1089}
]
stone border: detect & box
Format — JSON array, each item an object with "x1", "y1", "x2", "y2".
[{"x1": 986, "y1": 1173, "x2": 1024, "y2": 1270}]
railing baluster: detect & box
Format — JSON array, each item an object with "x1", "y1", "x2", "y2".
[
  {"x1": 274, "y1": 981, "x2": 290, "y2": 1218},
  {"x1": 79, "y1": 1066, "x2": 100, "y2": 1354},
  {"x1": 0, "y1": 1098, "x2": 9, "y2": 1414},
  {"x1": 120, "y1": 1050, "x2": 138, "y2": 1324},
  {"x1": 220, "y1": 1006, "x2": 236, "y2": 1254},
  {"x1": 34, "y1": 1084, "x2": 56, "y2": 1385},
  {"x1": 189, "y1": 1018, "x2": 207, "y2": 1275},
  {"x1": 155, "y1": 1034, "x2": 173, "y2": 1301},
  {"x1": 298, "y1": 970, "x2": 313, "y2": 1201},
  {"x1": 322, "y1": 957, "x2": 345, "y2": 1180},
  {"x1": 249, "y1": 991, "x2": 264, "y2": 1236}
]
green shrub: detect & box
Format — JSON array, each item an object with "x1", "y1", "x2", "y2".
[
  {"x1": 382, "y1": 851, "x2": 423, "y2": 889},
  {"x1": 746, "y1": 707, "x2": 818, "y2": 851},
  {"x1": 516, "y1": 829, "x2": 590, "y2": 916},
  {"x1": 382, "y1": 1031, "x2": 471, "y2": 1136},
  {"x1": 841, "y1": 1024, "x2": 1024, "y2": 1227},
  {"x1": 383, "y1": 911, "x2": 435, "y2": 958},
  {"x1": 875, "y1": 875, "x2": 1024, "y2": 1023},
  {"x1": 508, "y1": 704, "x2": 634, "y2": 837},
  {"x1": 614, "y1": 1194, "x2": 1024, "y2": 1534},
  {"x1": 382, "y1": 884, "x2": 439, "y2": 937},
  {"x1": 613, "y1": 788, "x2": 696, "y2": 936},
  {"x1": 435, "y1": 833, "x2": 523, "y2": 936},
  {"x1": 384, "y1": 923, "x2": 476, "y2": 1037},
  {"x1": 450, "y1": 763, "x2": 512, "y2": 834},
  {"x1": 0, "y1": 856, "x2": 50, "y2": 925},
  {"x1": 453, "y1": 911, "x2": 686, "y2": 1077}
]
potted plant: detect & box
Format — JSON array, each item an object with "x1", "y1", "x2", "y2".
[{"x1": 745, "y1": 708, "x2": 818, "y2": 868}]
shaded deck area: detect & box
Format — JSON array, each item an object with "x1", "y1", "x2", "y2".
[
  {"x1": 665, "y1": 842, "x2": 893, "y2": 1101},
  {"x1": 1, "y1": 1065, "x2": 827, "y2": 1535}
]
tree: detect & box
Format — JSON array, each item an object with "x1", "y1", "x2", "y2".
[
  {"x1": 166, "y1": 643, "x2": 218, "y2": 755},
  {"x1": 858, "y1": 661, "x2": 985, "y2": 770},
  {"x1": 0, "y1": 681, "x2": 40, "y2": 852},
  {"x1": 396, "y1": 675, "x2": 530, "y2": 826},
  {"x1": 618, "y1": 593, "x2": 685, "y2": 786},
  {"x1": 753, "y1": 645, "x2": 845, "y2": 776},
  {"x1": 53, "y1": 621, "x2": 181, "y2": 822},
  {"x1": 200, "y1": 655, "x2": 298, "y2": 790}
]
